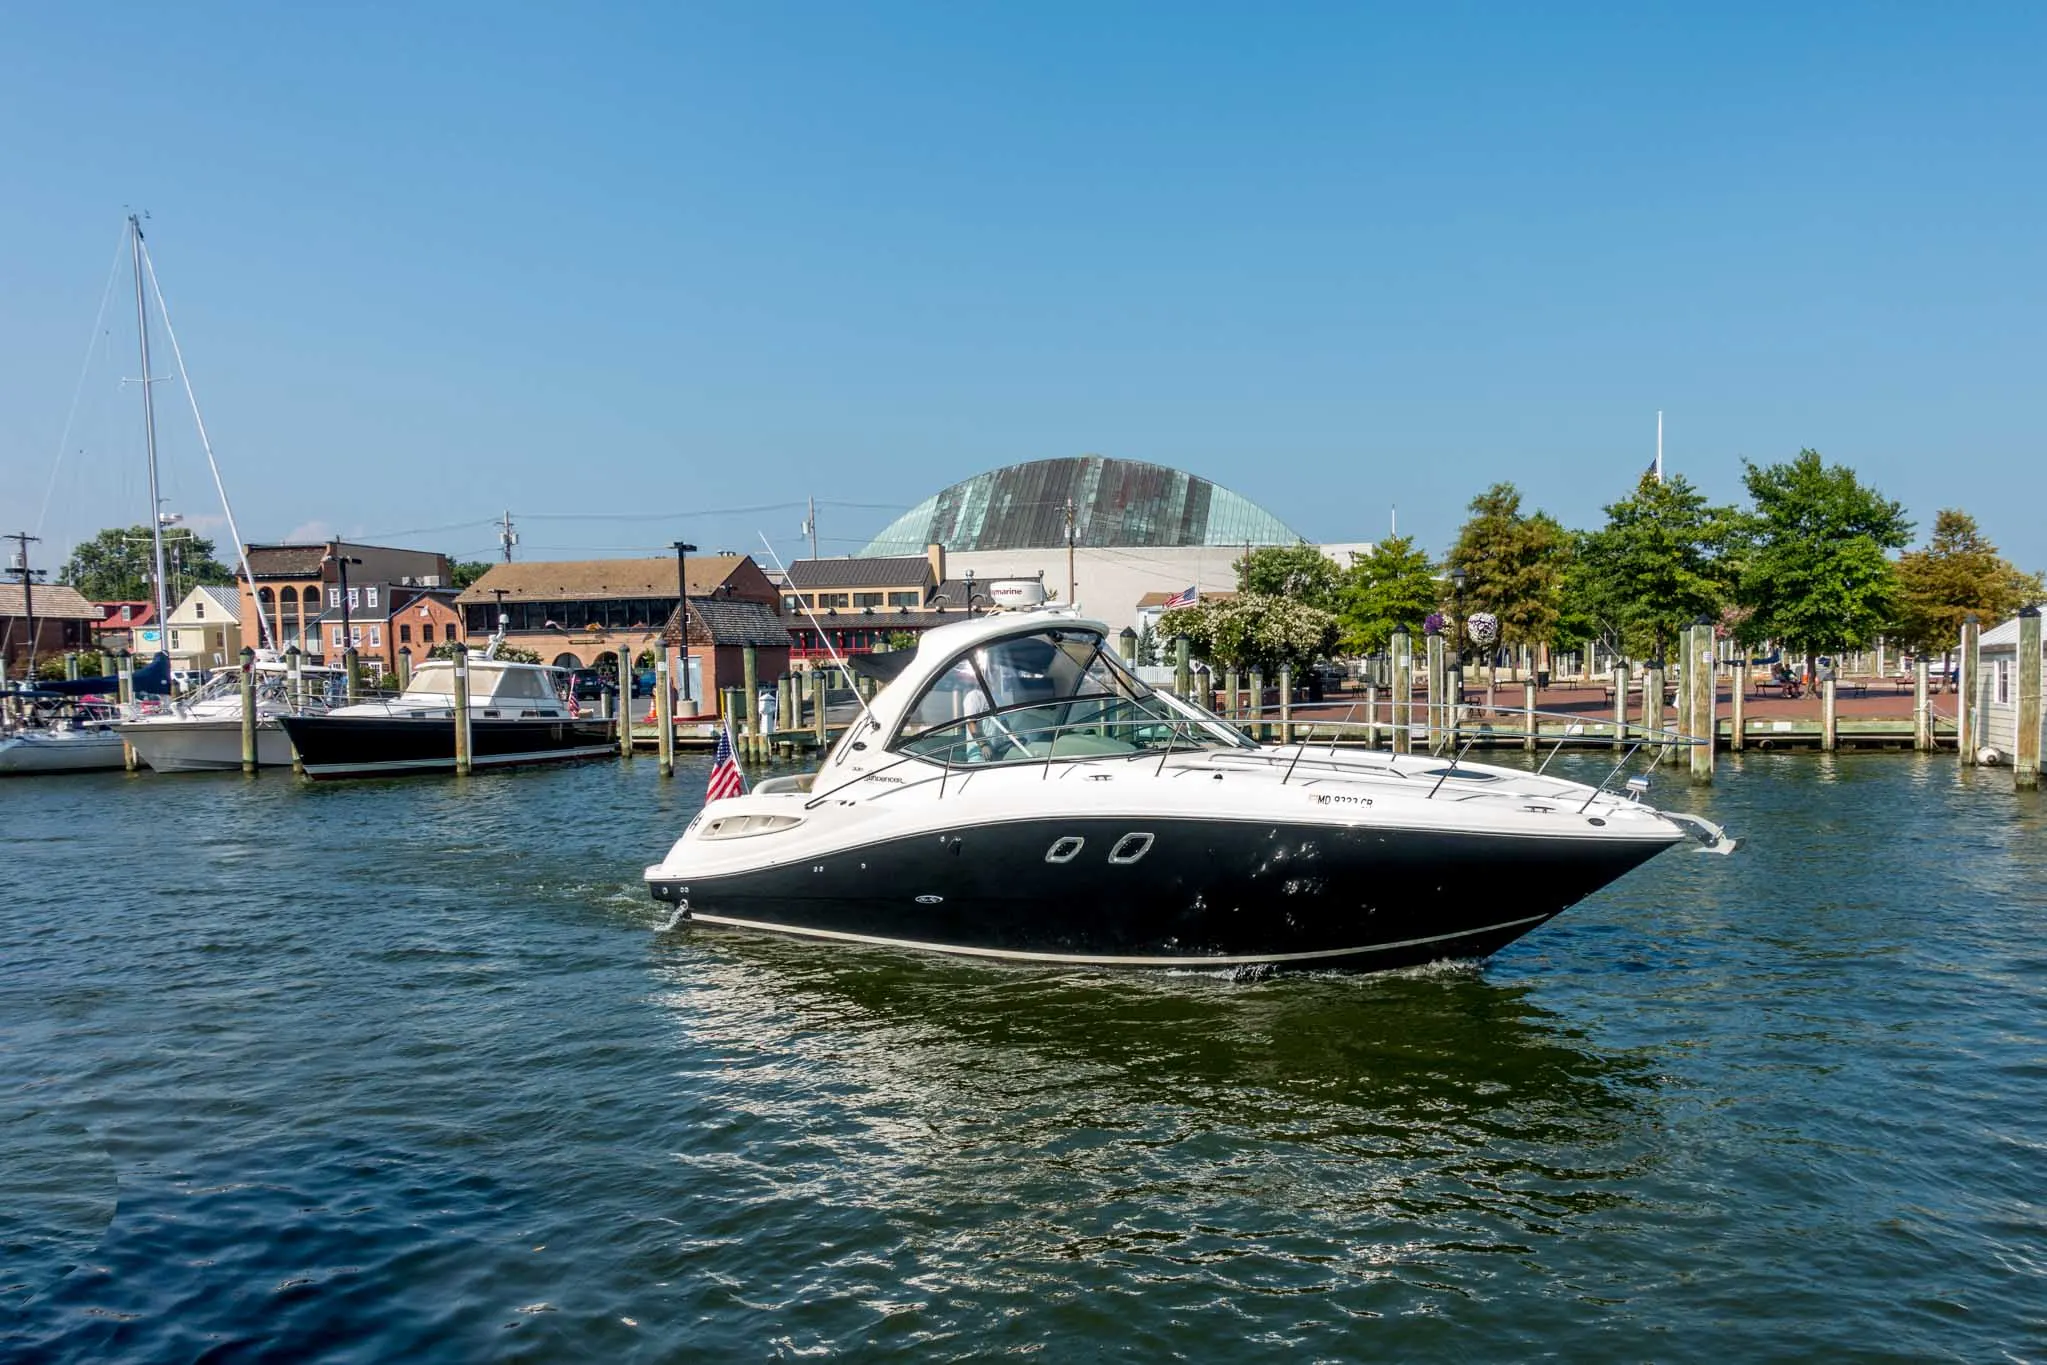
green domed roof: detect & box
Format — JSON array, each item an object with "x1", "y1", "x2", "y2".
[{"x1": 858, "y1": 456, "x2": 1302, "y2": 556}]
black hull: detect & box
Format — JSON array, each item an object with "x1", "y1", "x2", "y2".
[
  {"x1": 277, "y1": 715, "x2": 615, "y2": 779},
  {"x1": 649, "y1": 815, "x2": 1674, "y2": 971}
]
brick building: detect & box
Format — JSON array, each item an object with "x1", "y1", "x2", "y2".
[{"x1": 239, "y1": 541, "x2": 456, "y2": 662}]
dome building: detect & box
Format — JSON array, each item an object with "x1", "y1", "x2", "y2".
[{"x1": 852, "y1": 455, "x2": 1349, "y2": 631}]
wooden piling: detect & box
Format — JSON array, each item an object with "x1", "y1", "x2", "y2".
[
  {"x1": 239, "y1": 646, "x2": 258, "y2": 774},
  {"x1": 451, "y1": 643, "x2": 473, "y2": 776},
  {"x1": 118, "y1": 651, "x2": 138, "y2": 771},
  {"x1": 1641, "y1": 664, "x2": 1663, "y2": 750},
  {"x1": 1390, "y1": 628, "x2": 1413, "y2": 755},
  {"x1": 618, "y1": 648, "x2": 635, "y2": 758},
  {"x1": 1913, "y1": 659, "x2": 1931, "y2": 751},
  {"x1": 654, "y1": 656, "x2": 673, "y2": 777},
  {"x1": 1249, "y1": 668, "x2": 1265, "y2": 741},
  {"x1": 1959, "y1": 614, "x2": 1981, "y2": 763},
  {"x1": 742, "y1": 645, "x2": 761, "y2": 761},
  {"x1": 65, "y1": 652, "x2": 80, "y2": 681},
  {"x1": 1611, "y1": 663, "x2": 1630, "y2": 749},
  {"x1": 1365, "y1": 682, "x2": 1380, "y2": 749},
  {"x1": 1730, "y1": 659, "x2": 1746, "y2": 752},
  {"x1": 1523, "y1": 679, "x2": 1538, "y2": 752},
  {"x1": 345, "y1": 646, "x2": 362, "y2": 703},
  {"x1": 1277, "y1": 665, "x2": 1292, "y2": 745},
  {"x1": 2017, "y1": 606, "x2": 2042, "y2": 790},
  {"x1": 1174, "y1": 638, "x2": 1191, "y2": 701},
  {"x1": 1425, "y1": 632, "x2": 1445, "y2": 751},
  {"x1": 286, "y1": 647, "x2": 306, "y2": 773},
  {"x1": 1688, "y1": 621, "x2": 1715, "y2": 785},
  {"x1": 812, "y1": 671, "x2": 828, "y2": 749},
  {"x1": 396, "y1": 646, "x2": 412, "y2": 692},
  {"x1": 1821, "y1": 678, "x2": 1838, "y2": 752}
]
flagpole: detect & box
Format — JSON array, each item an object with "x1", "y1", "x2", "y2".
[{"x1": 1656, "y1": 411, "x2": 1664, "y2": 484}]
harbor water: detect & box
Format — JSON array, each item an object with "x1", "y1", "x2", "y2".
[{"x1": 4, "y1": 754, "x2": 2043, "y2": 1361}]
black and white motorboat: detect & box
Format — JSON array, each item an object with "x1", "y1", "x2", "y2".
[
  {"x1": 645, "y1": 609, "x2": 1733, "y2": 972},
  {"x1": 278, "y1": 642, "x2": 612, "y2": 779}
]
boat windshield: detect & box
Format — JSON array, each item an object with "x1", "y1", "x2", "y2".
[{"x1": 892, "y1": 627, "x2": 1250, "y2": 765}]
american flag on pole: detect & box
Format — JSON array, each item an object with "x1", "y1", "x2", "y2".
[
  {"x1": 1163, "y1": 585, "x2": 1198, "y2": 609},
  {"x1": 706, "y1": 716, "x2": 747, "y2": 802}
]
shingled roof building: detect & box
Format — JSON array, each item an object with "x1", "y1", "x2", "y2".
[
  {"x1": 456, "y1": 555, "x2": 783, "y2": 708},
  {"x1": 1, "y1": 582, "x2": 100, "y2": 676}
]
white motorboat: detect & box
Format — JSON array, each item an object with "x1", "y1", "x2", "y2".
[
  {"x1": 645, "y1": 609, "x2": 1733, "y2": 972},
  {"x1": 118, "y1": 654, "x2": 344, "y2": 773},
  {"x1": 0, "y1": 705, "x2": 128, "y2": 775}
]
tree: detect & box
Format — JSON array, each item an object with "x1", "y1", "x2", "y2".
[
  {"x1": 1335, "y1": 534, "x2": 1439, "y2": 655},
  {"x1": 1134, "y1": 621, "x2": 1161, "y2": 667},
  {"x1": 451, "y1": 561, "x2": 494, "y2": 591},
  {"x1": 1444, "y1": 484, "x2": 1570, "y2": 662},
  {"x1": 1235, "y1": 543, "x2": 1341, "y2": 612},
  {"x1": 1891, "y1": 509, "x2": 2046, "y2": 654},
  {"x1": 1159, "y1": 594, "x2": 1337, "y2": 676},
  {"x1": 1735, "y1": 450, "x2": 1912, "y2": 658},
  {"x1": 1573, "y1": 474, "x2": 1742, "y2": 660},
  {"x1": 59, "y1": 525, "x2": 234, "y2": 601}
]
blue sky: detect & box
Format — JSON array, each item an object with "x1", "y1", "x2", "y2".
[{"x1": 3, "y1": 3, "x2": 2043, "y2": 574}]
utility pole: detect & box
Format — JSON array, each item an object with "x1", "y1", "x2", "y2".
[
  {"x1": 803, "y1": 497, "x2": 818, "y2": 562},
  {"x1": 498, "y1": 510, "x2": 518, "y2": 562},
  {"x1": 672, "y1": 540, "x2": 697, "y2": 703},
  {"x1": 7, "y1": 531, "x2": 42, "y2": 680},
  {"x1": 1063, "y1": 497, "x2": 1077, "y2": 606}
]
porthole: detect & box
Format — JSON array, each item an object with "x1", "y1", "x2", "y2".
[
  {"x1": 1046, "y1": 836, "x2": 1085, "y2": 864},
  {"x1": 1108, "y1": 833, "x2": 1154, "y2": 865}
]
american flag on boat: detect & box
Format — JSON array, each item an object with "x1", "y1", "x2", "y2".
[
  {"x1": 706, "y1": 716, "x2": 747, "y2": 802},
  {"x1": 1163, "y1": 585, "x2": 1198, "y2": 609}
]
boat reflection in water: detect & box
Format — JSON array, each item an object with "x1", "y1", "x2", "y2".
[{"x1": 647, "y1": 609, "x2": 1733, "y2": 972}]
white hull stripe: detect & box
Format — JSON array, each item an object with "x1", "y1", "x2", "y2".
[
  {"x1": 677, "y1": 909, "x2": 1555, "y2": 966},
  {"x1": 304, "y1": 745, "x2": 615, "y2": 775}
]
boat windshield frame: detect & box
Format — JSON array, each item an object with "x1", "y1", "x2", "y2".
[{"x1": 885, "y1": 625, "x2": 1256, "y2": 767}]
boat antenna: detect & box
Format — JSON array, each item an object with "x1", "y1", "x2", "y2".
[
  {"x1": 138, "y1": 225, "x2": 275, "y2": 650},
  {"x1": 129, "y1": 215, "x2": 174, "y2": 643},
  {"x1": 754, "y1": 532, "x2": 879, "y2": 735}
]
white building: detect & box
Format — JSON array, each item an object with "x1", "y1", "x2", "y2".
[
  {"x1": 164, "y1": 585, "x2": 245, "y2": 672},
  {"x1": 1975, "y1": 611, "x2": 2044, "y2": 770}
]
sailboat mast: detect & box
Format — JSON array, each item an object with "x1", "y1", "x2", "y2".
[{"x1": 130, "y1": 214, "x2": 171, "y2": 638}]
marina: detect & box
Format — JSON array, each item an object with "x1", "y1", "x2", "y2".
[{"x1": 4, "y1": 751, "x2": 2041, "y2": 1359}]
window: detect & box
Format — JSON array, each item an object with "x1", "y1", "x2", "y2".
[
  {"x1": 816, "y1": 592, "x2": 850, "y2": 609},
  {"x1": 328, "y1": 588, "x2": 340, "y2": 608},
  {"x1": 887, "y1": 591, "x2": 920, "y2": 607},
  {"x1": 365, "y1": 586, "x2": 378, "y2": 608},
  {"x1": 194, "y1": 600, "x2": 205, "y2": 619},
  {"x1": 350, "y1": 625, "x2": 363, "y2": 648},
  {"x1": 400, "y1": 623, "x2": 412, "y2": 644},
  {"x1": 854, "y1": 592, "x2": 884, "y2": 608},
  {"x1": 1995, "y1": 659, "x2": 2011, "y2": 705},
  {"x1": 368, "y1": 625, "x2": 382, "y2": 647},
  {"x1": 423, "y1": 623, "x2": 435, "y2": 643},
  {"x1": 332, "y1": 626, "x2": 346, "y2": 648},
  {"x1": 121, "y1": 605, "x2": 134, "y2": 621},
  {"x1": 783, "y1": 595, "x2": 805, "y2": 613},
  {"x1": 347, "y1": 588, "x2": 360, "y2": 610}
]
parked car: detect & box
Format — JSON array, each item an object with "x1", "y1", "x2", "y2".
[{"x1": 565, "y1": 668, "x2": 612, "y2": 702}]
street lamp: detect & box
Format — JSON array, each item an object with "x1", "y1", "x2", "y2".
[{"x1": 672, "y1": 541, "x2": 697, "y2": 702}]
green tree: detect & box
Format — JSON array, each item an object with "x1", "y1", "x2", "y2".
[
  {"x1": 59, "y1": 525, "x2": 234, "y2": 601},
  {"x1": 451, "y1": 561, "x2": 494, "y2": 591},
  {"x1": 1159, "y1": 594, "x2": 1337, "y2": 676},
  {"x1": 1444, "y1": 484, "x2": 1570, "y2": 661},
  {"x1": 1335, "y1": 534, "x2": 1439, "y2": 655},
  {"x1": 1735, "y1": 449, "x2": 1912, "y2": 657},
  {"x1": 1891, "y1": 509, "x2": 2045, "y2": 654},
  {"x1": 1574, "y1": 474, "x2": 1742, "y2": 660},
  {"x1": 1234, "y1": 543, "x2": 1341, "y2": 611}
]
